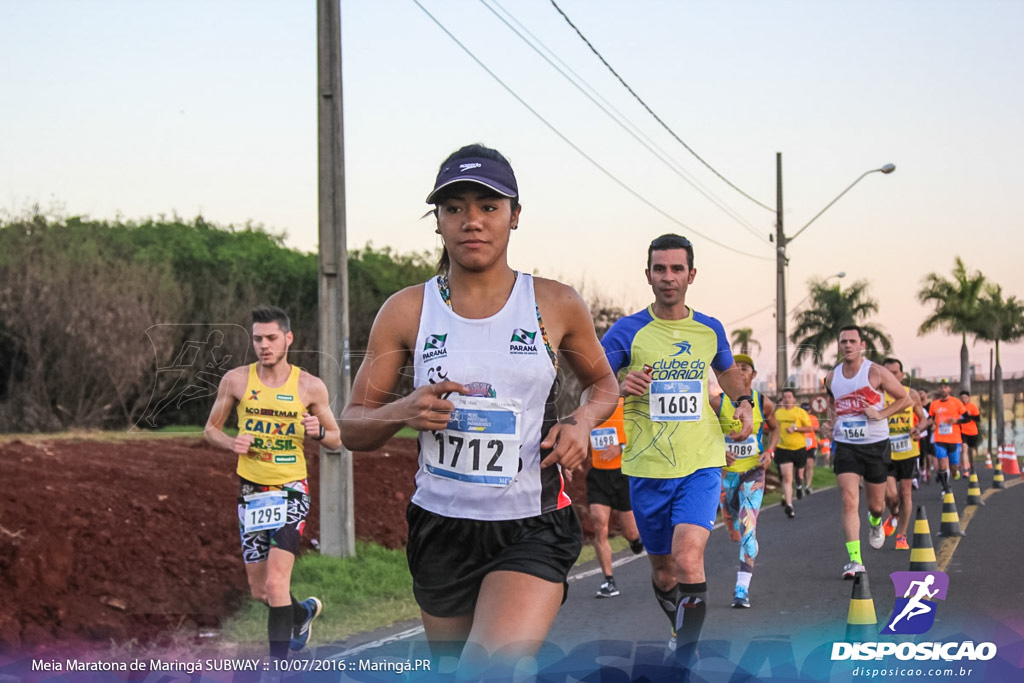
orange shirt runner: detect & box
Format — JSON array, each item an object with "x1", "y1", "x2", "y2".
[{"x1": 928, "y1": 397, "x2": 966, "y2": 444}]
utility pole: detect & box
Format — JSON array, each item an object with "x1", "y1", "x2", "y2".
[
  {"x1": 317, "y1": 0, "x2": 354, "y2": 558},
  {"x1": 775, "y1": 152, "x2": 788, "y2": 392},
  {"x1": 773, "y1": 154, "x2": 895, "y2": 394}
]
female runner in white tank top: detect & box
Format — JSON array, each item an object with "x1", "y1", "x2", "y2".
[{"x1": 341, "y1": 144, "x2": 619, "y2": 671}]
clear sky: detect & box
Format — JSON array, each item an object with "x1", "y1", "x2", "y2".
[{"x1": 4, "y1": 0, "x2": 1023, "y2": 383}]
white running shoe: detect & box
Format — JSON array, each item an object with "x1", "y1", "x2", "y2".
[
  {"x1": 843, "y1": 561, "x2": 866, "y2": 579},
  {"x1": 868, "y1": 519, "x2": 885, "y2": 549}
]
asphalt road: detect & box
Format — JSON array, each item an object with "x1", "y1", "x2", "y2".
[{"x1": 321, "y1": 466, "x2": 1024, "y2": 682}]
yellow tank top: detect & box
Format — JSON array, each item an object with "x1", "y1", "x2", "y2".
[
  {"x1": 235, "y1": 364, "x2": 308, "y2": 484},
  {"x1": 720, "y1": 391, "x2": 765, "y2": 473},
  {"x1": 886, "y1": 387, "x2": 919, "y2": 461},
  {"x1": 775, "y1": 405, "x2": 810, "y2": 450}
]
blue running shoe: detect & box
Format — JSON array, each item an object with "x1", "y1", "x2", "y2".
[
  {"x1": 732, "y1": 586, "x2": 750, "y2": 608},
  {"x1": 290, "y1": 597, "x2": 322, "y2": 651}
]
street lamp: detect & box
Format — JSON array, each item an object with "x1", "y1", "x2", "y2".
[{"x1": 775, "y1": 154, "x2": 895, "y2": 391}]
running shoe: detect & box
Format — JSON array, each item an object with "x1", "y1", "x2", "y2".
[
  {"x1": 895, "y1": 534, "x2": 910, "y2": 550},
  {"x1": 796, "y1": 483, "x2": 803, "y2": 500},
  {"x1": 953, "y1": 470, "x2": 961, "y2": 481},
  {"x1": 882, "y1": 514, "x2": 896, "y2": 537},
  {"x1": 784, "y1": 503, "x2": 795, "y2": 519},
  {"x1": 290, "y1": 597, "x2": 322, "y2": 651},
  {"x1": 629, "y1": 538, "x2": 645, "y2": 555},
  {"x1": 595, "y1": 580, "x2": 620, "y2": 598},
  {"x1": 912, "y1": 477, "x2": 919, "y2": 490},
  {"x1": 804, "y1": 485, "x2": 813, "y2": 496},
  {"x1": 868, "y1": 518, "x2": 885, "y2": 549},
  {"x1": 843, "y1": 561, "x2": 866, "y2": 580},
  {"x1": 732, "y1": 587, "x2": 751, "y2": 609}
]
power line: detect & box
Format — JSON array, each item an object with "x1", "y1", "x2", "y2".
[
  {"x1": 548, "y1": 0, "x2": 774, "y2": 213},
  {"x1": 411, "y1": 0, "x2": 770, "y2": 261},
  {"x1": 483, "y1": 0, "x2": 771, "y2": 245}
]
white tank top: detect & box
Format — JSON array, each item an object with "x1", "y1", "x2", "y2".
[
  {"x1": 411, "y1": 273, "x2": 568, "y2": 520},
  {"x1": 830, "y1": 359, "x2": 889, "y2": 444}
]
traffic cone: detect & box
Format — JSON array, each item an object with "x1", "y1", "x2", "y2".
[
  {"x1": 966, "y1": 473, "x2": 984, "y2": 506},
  {"x1": 992, "y1": 460, "x2": 1006, "y2": 489},
  {"x1": 1001, "y1": 444, "x2": 1021, "y2": 476},
  {"x1": 845, "y1": 571, "x2": 877, "y2": 642},
  {"x1": 938, "y1": 492, "x2": 966, "y2": 537},
  {"x1": 985, "y1": 448, "x2": 993, "y2": 469},
  {"x1": 909, "y1": 506, "x2": 938, "y2": 571}
]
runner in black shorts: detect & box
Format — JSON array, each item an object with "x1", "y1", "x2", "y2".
[
  {"x1": 585, "y1": 398, "x2": 644, "y2": 599},
  {"x1": 825, "y1": 326, "x2": 910, "y2": 579},
  {"x1": 205, "y1": 306, "x2": 342, "y2": 660},
  {"x1": 833, "y1": 440, "x2": 891, "y2": 485},
  {"x1": 340, "y1": 144, "x2": 619, "y2": 672}
]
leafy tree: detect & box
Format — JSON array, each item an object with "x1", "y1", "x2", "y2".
[
  {"x1": 917, "y1": 257, "x2": 986, "y2": 392},
  {"x1": 971, "y1": 284, "x2": 1024, "y2": 446},
  {"x1": 0, "y1": 216, "x2": 183, "y2": 429},
  {"x1": 730, "y1": 327, "x2": 761, "y2": 356},
  {"x1": 0, "y1": 214, "x2": 435, "y2": 431},
  {"x1": 790, "y1": 277, "x2": 891, "y2": 369}
]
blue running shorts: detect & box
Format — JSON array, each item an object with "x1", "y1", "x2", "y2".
[
  {"x1": 934, "y1": 442, "x2": 962, "y2": 465},
  {"x1": 628, "y1": 467, "x2": 722, "y2": 555}
]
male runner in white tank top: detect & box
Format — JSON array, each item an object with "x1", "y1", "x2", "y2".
[{"x1": 824, "y1": 325, "x2": 910, "y2": 579}]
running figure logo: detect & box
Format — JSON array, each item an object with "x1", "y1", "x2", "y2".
[
  {"x1": 881, "y1": 571, "x2": 949, "y2": 634},
  {"x1": 670, "y1": 341, "x2": 692, "y2": 356}
]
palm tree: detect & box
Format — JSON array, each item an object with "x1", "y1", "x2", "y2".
[
  {"x1": 917, "y1": 257, "x2": 986, "y2": 392},
  {"x1": 790, "y1": 277, "x2": 892, "y2": 369},
  {"x1": 730, "y1": 327, "x2": 761, "y2": 356},
  {"x1": 971, "y1": 284, "x2": 1024, "y2": 447}
]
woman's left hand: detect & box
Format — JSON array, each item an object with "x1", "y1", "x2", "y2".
[{"x1": 539, "y1": 417, "x2": 588, "y2": 471}]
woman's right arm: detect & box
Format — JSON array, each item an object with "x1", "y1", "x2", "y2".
[{"x1": 340, "y1": 287, "x2": 465, "y2": 452}]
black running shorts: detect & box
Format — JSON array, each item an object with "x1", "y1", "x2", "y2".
[
  {"x1": 774, "y1": 447, "x2": 806, "y2": 466},
  {"x1": 405, "y1": 503, "x2": 583, "y2": 618},
  {"x1": 586, "y1": 466, "x2": 632, "y2": 512},
  {"x1": 833, "y1": 440, "x2": 891, "y2": 484},
  {"x1": 962, "y1": 434, "x2": 980, "y2": 449},
  {"x1": 888, "y1": 457, "x2": 917, "y2": 481}
]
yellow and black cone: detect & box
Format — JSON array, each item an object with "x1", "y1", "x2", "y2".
[
  {"x1": 845, "y1": 571, "x2": 877, "y2": 642},
  {"x1": 939, "y1": 492, "x2": 966, "y2": 537},
  {"x1": 966, "y1": 473, "x2": 984, "y2": 506},
  {"x1": 992, "y1": 461, "x2": 1006, "y2": 490},
  {"x1": 909, "y1": 505, "x2": 938, "y2": 571}
]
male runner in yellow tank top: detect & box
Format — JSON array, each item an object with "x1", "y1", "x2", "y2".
[
  {"x1": 205, "y1": 306, "x2": 341, "y2": 660},
  {"x1": 881, "y1": 358, "x2": 928, "y2": 550}
]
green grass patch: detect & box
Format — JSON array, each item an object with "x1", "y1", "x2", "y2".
[
  {"x1": 221, "y1": 542, "x2": 419, "y2": 646},
  {"x1": 0, "y1": 428, "x2": 214, "y2": 444},
  {"x1": 761, "y1": 462, "x2": 837, "y2": 509},
  {"x1": 394, "y1": 427, "x2": 418, "y2": 439}
]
